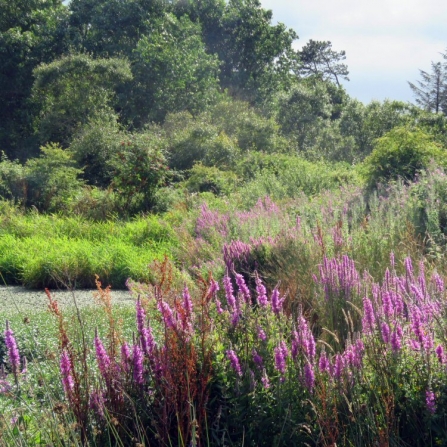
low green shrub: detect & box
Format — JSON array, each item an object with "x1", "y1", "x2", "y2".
[{"x1": 362, "y1": 126, "x2": 446, "y2": 188}]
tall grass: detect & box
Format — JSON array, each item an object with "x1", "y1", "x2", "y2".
[{"x1": 0, "y1": 211, "x2": 177, "y2": 288}]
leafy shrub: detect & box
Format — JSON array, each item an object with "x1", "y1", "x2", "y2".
[
  {"x1": 236, "y1": 152, "x2": 358, "y2": 205},
  {"x1": 109, "y1": 132, "x2": 170, "y2": 214},
  {"x1": 207, "y1": 99, "x2": 289, "y2": 153},
  {"x1": 167, "y1": 121, "x2": 239, "y2": 171},
  {"x1": 0, "y1": 153, "x2": 27, "y2": 204},
  {"x1": 362, "y1": 126, "x2": 446, "y2": 188},
  {"x1": 0, "y1": 144, "x2": 84, "y2": 212},
  {"x1": 184, "y1": 163, "x2": 238, "y2": 195},
  {"x1": 69, "y1": 114, "x2": 123, "y2": 187}
]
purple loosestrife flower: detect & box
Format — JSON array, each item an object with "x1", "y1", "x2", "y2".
[
  {"x1": 271, "y1": 288, "x2": 285, "y2": 315},
  {"x1": 410, "y1": 306, "x2": 425, "y2": 345},
  {"x1": 433, "y1": 273, "x2": 444, "y2": 293},
  {"x1": 255, "y1": 275, "x2": 269, "y2": 307},
  {"x1": 182, "y1": 285, "x2": 193, "y2": 315},
  {"x1": 381, "y1": 322, "x2": 390, "y2": 344},
  {"x1": 60, "y1": 349, "x2": 74, "y2": 396},
  {"x1": 351, "y1": 339, "x2": 365, "y2": 369},
  {"x1": 223, "y1": 275, "x2": 237, "y2": 313},
  {"x1": 226, "y1": 350, "x2": 242, "y2": 377},
  {"x1": 252, "y1": 349, "x2": 263, "y2": 369},
  {"x1": 382, "y1": 291, "x2": 394, "y2": 319},
  {"x1": 436, "y1": 345, "x2": 445, "y2": 364},
  {"x1": 208, "y1": 279, "x2": 220, "y2": 298},
  {"x1": 257, "y1": 327, "x2": 267, "y2": 342},
  {"x1": 94, "y1": 331, "x2": 111, "y2": 379},
  {"x1": 391, "y1": 325, "x2": 402, "y2": 353},
  {"x1": 4, "y1": 321, "x2": 20, "y2": 380},
  {"x1": 133, "y1": 344, "x2": 144, "y2": 385},
  {"x1": 424, "y1": 332, "x2": 434, "y2": 351},
  {"x1": 405, "y1": 257, "x2": 414, "y2": 280},
  {"x1": 334, "y1": 354, "x2": 344, "y2": 380},
  {"x1": 318, "y1": 350, "x2": 329, "y2": 373},
  {"x1": 261, "y1": 369, "x2": 270, "y2": 389},
  {"x1": 121, "y1": 342, "x2": 132, "y2": 373},
  {"x1": 410, "y1": 284, "x2": 425, "y2": 304},
  {"x1": 158, "y1": 300, "x2": 176, "y2": 329},
  {"x1": 215, "y1": 298, "x2": 224, "y2": 314},
  {"x1": 274, "y1": 344, "x2": 287, "y2": 376},
  {"x1": 89, "y1": 390, "x2": 105, "y2": 419},
  {"x1": 426, "y1": 389, "x2": 436, "y2": 414},
  {"x1": 136, "y1": 297, "x2": 146, "y2": 335},
  {"x1": 304, "y1": 362, "x2": 315, "y2": 392},
  {"x1": 0, "y1": 379, "x2": 12, "y2": 394},
  {"x1": 136, "y1": 298, "x2": 156, "y2": 356},
  {"x1": 362, "y1": 298, "x2": 375, "y2": 334},
  {"x1": 235, "y1": 273, "x2": 251, "y2": 304}
]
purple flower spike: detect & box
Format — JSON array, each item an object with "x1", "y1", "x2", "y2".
[
  {"x1": 426, "y1": 389, "x2": 436, "y2": 414},
  {"x1": 362, "y1": 298, "x2": 375, "y2": 334},
  {"x1": 94, "y1": 331, "x2": 111, "y2": 379},
  {"x1": 215, "y1": 298, "x2": 224, "y2": 314},
  {"x1": 271, "y1": 288, "x2": 285, "y2": 315},
  {"x1": 261, "y1": 369, "x2": 270, "y2": 389},
  {"x1": 318, "y1": 351, "x2": 329, "y2": 373},
  {"x1": 133, "y1": 344, "x2": 144, "y2": 385},
  {"x1": 252, "y1": 349, "x2": 263, "y2": 369},
  {"x1": 121, "y1": 342, "x2": 132, "y2": 373},
  {"x1": 304, "y1": 362, "x2": 315, "y2": 392},
  {"x1": 223, "y1": 275, "x2": 237, "y2": 312},
  {"x1": 334, "y1": 353, "x2": 344, "y2": 380},
  {"x1": 235, "y1": 273, "x2": 251, "y2": 304},
  {"x1": 436, "y1": 345, "x2": 445, "y2": 364},
  {"x1": 158, "y1": 300, "x2": 175, "y2": 329},
  {"x1": 274, "y1": 344, "x2": 287, "y2": 376},
  {"x1": 182, "y1": 285, "x2": 193, "y2": 315},
  {"x1": 381, "y1": 322, "x2": 390, "y2": 344},
  {"x1": 60, "y1": 349, "x2": 74, "y2": 396},
  {"x1": 391, "y1": 326, "x2": 402, "y2": 353},
  {"x1": 257, "y1": 327, "x2": 267, "y2": 342},
  {"x1": 4, "y1": 321, "x2": 20, "y2": 380},
  {"x1": 255, "y1": 275, "x2": 268, "y2": 307},
  {"x1": 226, "y1": 349, "x2": 242, "y2": 377},
  {"x1": 208, "y1": 279, "x2": 220, "y2": 297}
]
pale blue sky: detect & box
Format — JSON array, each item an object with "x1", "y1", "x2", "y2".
[{"x1": 260, "y1": 0, "x2": 447, "y2": 104}]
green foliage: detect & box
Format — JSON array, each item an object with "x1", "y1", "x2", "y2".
[
  {"x1": 164, "y1": 113, "x2": 239, "y2": 170},
  {"x1": 0, "y1": 0, "x2": 69, "y2": 159},
  {"x1": 184, "y1": 164, "x2": 239, "y2": 195},
  {"x1": 69, "y1": 114, "x2": 124, "y2": 187},
  {"x1": 0, "y1": 153, "x2": 27, "y2": 203},
  {"x1": 235, "y1": 152, "x2": 358, "y2": 205},
  {"x1": 0, "y1": 144, "x2": 84, "y2": 212},
  {"x1": 109, "y1": 133, "x2": 170, "y2": 214},
  {"x1": 131, "y1": 14, "x2": 220, "y2": 124},
  {"x1": 362, "y1": 126, "x2": 446, "y2": 188},
  {"x1": 206, "y1": 99, "x2": 289, "y2": 153},
  {"x1": 32, "y1": 54, "x2": 132, "y2": 146},
  {"x1": 25, "y1": 143, "x2": 84, "y2": 212}
]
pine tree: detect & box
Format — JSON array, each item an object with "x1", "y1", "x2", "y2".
[{"x1": 408, "y1": 58, "x2": 447, "y2": 114}]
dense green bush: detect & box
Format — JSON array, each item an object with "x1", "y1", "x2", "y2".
[
  {"x1": 184, "y1": 164, "x2": 239, "y2": 195},
  {"x1": 167, "y1": 120, "x2": 240, "y2": 171},
  {"x1": 0, "y1": 143, "x2": 84, "y2": 212},
  {"x1": 362, "y1": 126, "x2": 446, "y2": 188}
]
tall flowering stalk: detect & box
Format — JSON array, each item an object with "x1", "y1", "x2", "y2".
[
  {"x1": 60, "y1": 349, "x2": 75, "y2": 397},
  {"x1": 4, "y1": 321, "x2": 20, "y2": 386}
]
